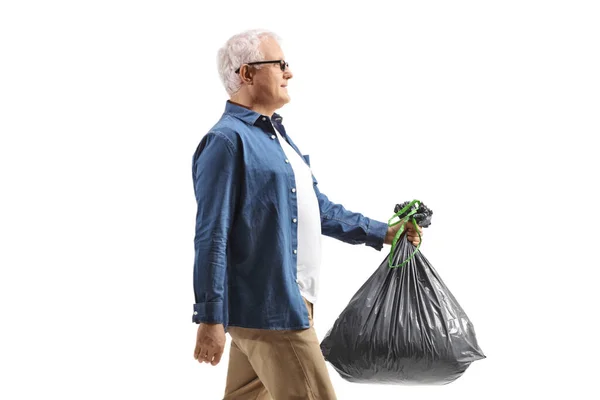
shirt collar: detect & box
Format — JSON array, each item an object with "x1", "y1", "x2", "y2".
[{"x1": 224, "y1": 100, "x2": 284, "y2": 126}]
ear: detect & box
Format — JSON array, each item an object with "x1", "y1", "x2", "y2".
[{"x1": 239, "y1": 65, "x2": 254, "y2": 85}]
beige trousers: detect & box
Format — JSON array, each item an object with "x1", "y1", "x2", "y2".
[{"x1": 223, "y1": 298, "x2": 337, "y2": 400}]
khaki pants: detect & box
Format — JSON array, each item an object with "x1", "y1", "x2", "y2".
[{"x1": 223, "y1": 298, "x2": 337, "y2": 400}]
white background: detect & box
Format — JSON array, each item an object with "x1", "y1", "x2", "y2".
[{"x1": 1, "y1": 0, "x2": 599, "y2": 399}]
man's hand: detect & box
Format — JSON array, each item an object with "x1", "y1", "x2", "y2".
[
  {"x1": 385, "y1": 219, "x2": 423, "y2": 247},
  {"x1": 194, "y1": 323, "x2": 226, "y2": 366}
]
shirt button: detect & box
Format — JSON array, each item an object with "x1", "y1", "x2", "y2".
[
  {"x1": 262, "y1": 117, "x2": 267, "y2": 121},
  {"x1": 291, "y1": 188, "x2": 296, "y2": 193},
  {"x1": 292, "y1": 218, "x2": 297, "y2": 223},
  {"x1": 285, "y1": 159, "x2": 289, "y2": 163},
  {"x1": 271, "y1": 134, "x2": 276, "y2": 140},
  {"x1": 293, "y1": 249, "x2": 297, "y2": 254},
  {"x1": 193, "y1": 311, "x2": 198, "y2": 315}
]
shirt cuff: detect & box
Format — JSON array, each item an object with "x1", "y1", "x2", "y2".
[
  {"x1": 192, "y1": 301, "x2": 224, "y2": 324},
  {"x1": 365, "y1": 218, "x2": 388, "y2": 251}
]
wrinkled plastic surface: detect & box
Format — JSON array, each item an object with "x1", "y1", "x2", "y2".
[{"x1": 320, "y1": 205, "x2": 485, "y2": 385}]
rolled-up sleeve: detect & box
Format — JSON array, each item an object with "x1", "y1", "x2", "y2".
[{"x1": 192, "y1": 132, "x2": 239, "y2": 324}]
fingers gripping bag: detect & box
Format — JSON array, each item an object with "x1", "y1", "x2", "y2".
[{"x1": 320, "y1": 200, "x2": 485, "y2": 385}]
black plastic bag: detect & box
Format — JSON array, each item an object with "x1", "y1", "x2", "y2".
[{"x1": 320, "y1": 201, "x2": 485, "y2": 385}]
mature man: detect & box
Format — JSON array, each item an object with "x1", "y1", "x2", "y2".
[{"x1": 192, "y1": 29, "x2": 422, "y2": 399}]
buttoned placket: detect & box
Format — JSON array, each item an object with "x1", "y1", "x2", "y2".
[{"x1": 262, "y1": 116, "x2": 299, "y2": 271}]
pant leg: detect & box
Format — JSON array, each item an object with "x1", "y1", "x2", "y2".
[
  {"x1": 223, "y1": 339, "x2": 271, "y2": 400},
  {"x1": 227, "y1": 298, "x2": 337, "y2": 400}
]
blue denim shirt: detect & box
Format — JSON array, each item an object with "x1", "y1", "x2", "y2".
[{"x1": 192, "y1": 101, "x2": 389, "y2": 330}]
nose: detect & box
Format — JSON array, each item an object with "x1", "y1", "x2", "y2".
[{"x1": 284, "y1": 67, "x2": 293, "y2": 80}]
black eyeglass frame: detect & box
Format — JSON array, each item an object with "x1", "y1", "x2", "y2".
[{"x1": 235, "y1": 60, "x2": 289, "y2": 74}]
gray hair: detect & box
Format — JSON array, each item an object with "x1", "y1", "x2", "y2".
[{"x1": 217, "y1": 29, "x2": 282, "y2": 96}]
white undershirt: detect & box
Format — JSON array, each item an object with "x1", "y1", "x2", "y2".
[{"x1": 273, "y1": 126, "x2": 322, "y2": 304}]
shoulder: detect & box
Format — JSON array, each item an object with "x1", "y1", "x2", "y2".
[
  {"x1": 209, "y1": 114, "x2": 258, "y2": 151},
  {"x1": 195, "y1": 116, "x2": 246, "y2": 157}
]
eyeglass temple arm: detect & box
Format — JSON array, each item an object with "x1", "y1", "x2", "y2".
[{"x1": 235, "y1": 60, "x2": 284, "y2": 74}]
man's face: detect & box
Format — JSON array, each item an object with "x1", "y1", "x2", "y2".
[{"x1": 250, "y1": 37, "x2": 293, "y2": 110}]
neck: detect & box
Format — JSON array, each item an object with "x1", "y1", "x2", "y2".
[{"x1": 230, "y1": 92, "x2": 277, "y2": 118}]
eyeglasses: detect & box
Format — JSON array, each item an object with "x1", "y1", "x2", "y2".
[{"x1": 235, "y1": 60, "x2": 289, "y2": 74}]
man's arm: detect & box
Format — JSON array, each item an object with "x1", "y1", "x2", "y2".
[
  {"x1": 192, "y1": 132, "x2": 239, "y2": 324},
  {"x1": 312, "y1": 180, "x2": 389, "y2": 251}
]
